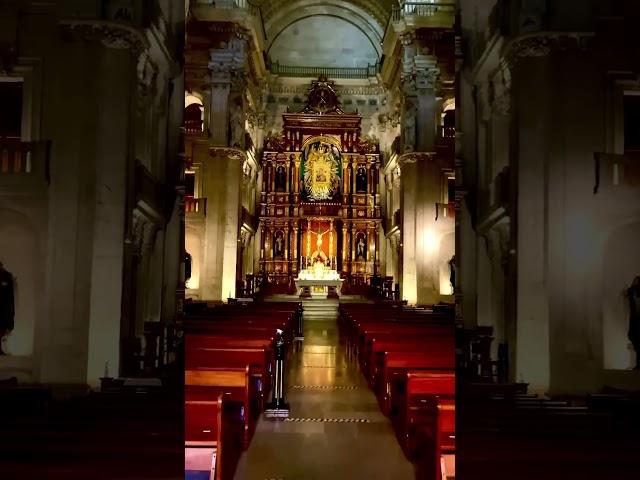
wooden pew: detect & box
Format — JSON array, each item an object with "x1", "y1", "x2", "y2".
[
  {"x1": 413, "y1": 400, "x2": 455, "y2": 480},
  {"x1": 185, "y1": 393, "x2": 244, "y2": 480},
  {"x1": 0, "y1": 387, "x2": 183, "y2": 479},
  {"x1": 375, "y1": 344, "x2": 455, "y2": 414},
  {"x1": 456, "y1": 382, "x2": 640, "y2": 479},
  {"x1": 363, "y1": 331, "x2": 454, "y2": 384},
  {"x1": 390, "y1": 371, "x2": 455, "y2": 458},
  {"x1": 185, "y1": 367, "x2": 260, "y2": 449},
  {"x1": 186, "y1": 346, "x2": 272, "y2": 408}
]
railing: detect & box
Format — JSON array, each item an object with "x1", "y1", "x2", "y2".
[
  {"x1": 184, "y1": 118, "x2": 203, "y2": 135},
  {"x1": 194, "y1": 0, "x2": 247, "y2": 7},
  {"x1": 269, "y1": 62, "x2": 378, "y2": 79},
  {"x1": 392, "y1": 1, "x2": 456, "y2": 22},
  {"x1": 439, "y1": 126, "x2": 456, "y2": 139},
  {"x1": 193, "y1": 0, "x2": 265, "y2": 39},
  {"x1": 435, "y1": 202, "x2": 455, "y2": 221},
  {"x1": 593, "y1": 152, "x2": 640, "y2": 194},
  {"x1": 185, "y1": 196, "x2": 207, "y2": 215},
  {"x1": 0, "y1": 140, "x2": 50, "y2": 186}
]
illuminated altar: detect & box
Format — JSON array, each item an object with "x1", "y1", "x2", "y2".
[{"x1": 258, "y1": 76, "x2": 382, "y2": 295}]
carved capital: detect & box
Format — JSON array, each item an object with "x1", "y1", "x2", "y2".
[
  {"x1": 503, "y1": 32, "x2": 594, "y2": 67},
  {"x1": 264, "y1": 131, "x2": 290, "y2": 152},
  {"x1": 398, "y1": 152, "x2": 436, "y2": 168},
  {"x1": 209, "y1": 147, "x2": 246, "y2": 162},
  {"x1": 60, "y1": 20, "x2": 148, "y2": 53}
]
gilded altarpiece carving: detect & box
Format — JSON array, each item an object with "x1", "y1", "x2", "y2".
[{"x1": 259, "y1": 76, "x2": 382, "y2": 294}]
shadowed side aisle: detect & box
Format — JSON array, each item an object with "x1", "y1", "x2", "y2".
[{"x1": 234, "y1": 304, "x2": 415, "y2": 480}]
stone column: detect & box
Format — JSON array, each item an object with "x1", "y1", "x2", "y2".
[
  {"x1": 201, "y1": 148, "x2": 244, "y2": 301},
  {"x1": 398, "y1": 32, "x2": 440, "y2": 306},
  {"x1": 201, "y1": 33, "x2": 249, "y2": 301},
  {"x1": 208, "y1": 34, "x2": 247, "y2": 147},
  {"x1": 514, "y1": 55, "x2": 551, "y2": 394},
  {"x1": 366, "y1": 223, "x2": 374, "y2": 276},
  {"x1": 342, "y1": 223, "x2": 348, "y2": 271},
  {"x1": 292, "y1": 224, "x2": 299, "y2": 272},
  {"x1": 293, "y1": 154, "x2": 300, "y2": 194}
]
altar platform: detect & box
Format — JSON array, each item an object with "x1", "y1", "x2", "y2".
[{"x1": 295, "y1": 264, "x2": 344, "y2": 299}]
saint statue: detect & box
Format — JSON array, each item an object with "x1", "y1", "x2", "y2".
[
  {"x1": 356, "y1": 166, "x2": 367, "y2": 193},
  {"x1": 627, "y1": 276, "x2": 640, "y2": 370},
  {"x1": 0, "y1": 262, "x2": 16, "y2": 356},
  {"x1": 356, "y1": 237, "x2": 366, "y2": 260},
  {"x1": 184, "y1": 252, "x2": 192, "y2": 282},
  {"x1": 448, "y1": 255, "x2": 456, "y2": 291},
  {"x1": 275, "y1": 165, "x2": 286, "y2": 192},
  {"x1": 274, "y1": 234, "x2": 284, "y2": 258}
]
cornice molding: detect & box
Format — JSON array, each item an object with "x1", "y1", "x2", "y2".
[
  {"x1": 502, "y1": 31, "x2": 595, "y2": 67},
  {"x1": 398, "y1": 151, "x2": 436, "y2": 168},
  {"x1": 266, "y1": 83, "x2": 385, "y2": 96},
  {"x1": 59, "y1": 19, "x2": 149, "y2": 53},
  {"x1": 209, "y1": 146, "x2": 247, "y2": 162}
]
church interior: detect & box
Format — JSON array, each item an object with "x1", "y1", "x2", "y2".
[
  {"x1": 2, "y1": 0, "x2": 640, "y2": 479},
  {"x1": 0, "y1": 1, "x2": 185, "y2": 477},
  {"x1": 184, "y1": 1, "x2": 457, "y2": 479},
  {"x1": 456, "y1": 0, "x2": 640, "y2": 478}
]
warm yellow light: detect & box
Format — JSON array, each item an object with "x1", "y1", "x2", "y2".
[
  {"x1": 422, "y1": 228, "x2": 438, "y2": 255},
  {"x1": 439, "y1": 277, "x2": 453, "y2": 295},
  {"x1": 185, "y1": 94, "x2": 203, "y2": 107}
]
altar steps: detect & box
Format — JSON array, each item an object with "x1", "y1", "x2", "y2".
[{"x1": 301, "y1": 299, "x2": 339, "y2": 320}]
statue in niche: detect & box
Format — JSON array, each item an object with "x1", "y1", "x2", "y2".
[
  {"x1": 403, "y1": 100, "x2": 416, "y2": 152},
  {"x1": 229, "y1": 97, "x2": 245, "y2": 149},
  {"x1": 0, "y1": 261, "x2": 16, "y2": 355},
  {"x1": 184, "y1": 252, "x2": 192, "y2": 283},
  {"x1": 448, "y1": 255, "x2": 456, "y2": 292},
  {"x1": 274, "y1": 232, "x2": 285, "y2": 259},
  {"x1": 356, "y1": 236, "x2": 366, "y2": 261},
  {"x1": 356, "y1": 166, "x2": 367, "y2": 193},
  {"x1": 275, "y1": 165, "x2": 286, "y2": 192},
  {"x1": 627, "y1": 276, "x2": 640, "y2": 370}
]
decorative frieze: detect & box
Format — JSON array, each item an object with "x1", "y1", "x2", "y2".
[
  {"x1": 503, "y1": 32, "x2": 594, "y2": 67},
  {"x1": 60, "y1": 20, "x2": 149, "y2": 53}
]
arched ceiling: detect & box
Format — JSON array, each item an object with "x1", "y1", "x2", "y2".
[
  {"x1": 255, "y1": 0, "x2": 395, "y2": 60},
  {"x1": 269, "y1": 16, "x2": 379, "y2": 67}
]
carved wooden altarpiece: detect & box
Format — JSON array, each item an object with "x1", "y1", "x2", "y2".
[{"x1": 259, "y1": 76, "x2": 382, "y2": 293}]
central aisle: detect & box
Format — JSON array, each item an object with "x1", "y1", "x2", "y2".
[{"x1": 234, "y1": 303, "x2": 415, "y2": 480}]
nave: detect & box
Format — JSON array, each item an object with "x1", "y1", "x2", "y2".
[
  {"x1": 234, "y1": 304, "x2": 415, "y2": 480},
  {"x1": 184, "y1": 298, "x2": 456, "y2": 480}
]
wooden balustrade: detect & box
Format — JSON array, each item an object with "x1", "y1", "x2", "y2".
[
  {"x1": 392, "y1": 1, "x2": 456, "y2": 21},
  {"x1": 0, "y1": 139, "x2": 50, "y2": 186},
  {"x1": 594, "y1": 152, "x2": 640, "y2": 193},
  {"x1": 270, "y1": 62, "x2": 378, "y2": 80},
  {"x1": 435, "y1": 203, "x2": 455, "y2": 221},
  {"x1": 439, "y1": 126, "x2": 456, "y2": 139},
  {"x1": 185, "y1": 197, "x2": 207, "y2": 215},
  {"x1": 184, "y1": 118, "x2": 203, "y2": 135}
]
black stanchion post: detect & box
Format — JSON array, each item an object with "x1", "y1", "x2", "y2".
[
  {"x1": 265, "y1": 328, "x2": 290, "y2": 418},
  {"x1": 296, "y1": 302, "x2": 304, "y2": 339}
]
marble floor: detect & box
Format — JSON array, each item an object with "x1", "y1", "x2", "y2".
[{"x1": 233, "y1": 310, "x2": 415, "y2": 480}]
